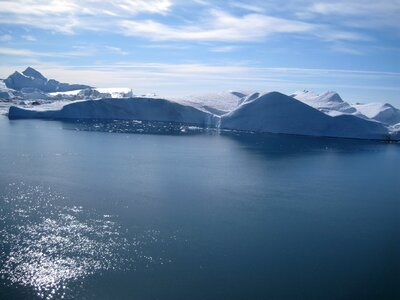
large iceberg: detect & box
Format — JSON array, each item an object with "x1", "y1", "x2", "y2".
[
  {"x1": 5, "y1": 69, "x2": 400, "y2": 141},
  {"x1": 291, "y1": 90, "x2": 362, "y2": 117},
  {"x1": 352, "y1": 102, "x2": 400, "y2": 126},
  {"x1": 172, "y1": 91, "x2": 249, "y2": 115},
  {"x1": 220, "y1": 92, "x2": 390, "y2": 140},
  {"x1": 8, "y1": 97, "x2": 216, "y2": 127}
]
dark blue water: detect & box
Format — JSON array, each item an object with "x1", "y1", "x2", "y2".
[{"x1": 0, "y1": 117, "x2": 399, "y2": 300}]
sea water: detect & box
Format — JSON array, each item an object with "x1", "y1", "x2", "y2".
[{"x1": 0, "y1": 117, "x2": 399, "y2": 299}]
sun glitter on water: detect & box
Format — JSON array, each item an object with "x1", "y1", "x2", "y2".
[{"x1": 0, "y1": 183, "x2": 173, "y2": 299}]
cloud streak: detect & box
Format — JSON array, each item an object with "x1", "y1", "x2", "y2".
[
  {"x1": 119, "y1": 9, "x2": 368, "y2": 42},
  {"x1": 0, "y1": 0, "x2": 379, "y2": 43}
]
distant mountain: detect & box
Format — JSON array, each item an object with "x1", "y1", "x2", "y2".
[{"x1": 4, "y1": 67, "x2": 91, "y2": 93}]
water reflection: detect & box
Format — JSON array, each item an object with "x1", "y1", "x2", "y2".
[
  {"x1": 219, "y1": 130, "x2": 391, "y2": 157},
  {"x1": 0, "y1": 183, "x2": 173, "y2": 299},
  {"x1": 60, "y1": 119, "x2": 395, "y2": 157}
]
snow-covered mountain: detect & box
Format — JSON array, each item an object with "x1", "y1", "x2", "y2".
[
  {"x1": 4, "y1": 67, "x2": 91, "y2": 93},
  {"x1": 352, "y1": 102, "x2": 400, "y2": 126},
  {"x1": 221, "y1": 92, "x2": 389, "y2": 140}
]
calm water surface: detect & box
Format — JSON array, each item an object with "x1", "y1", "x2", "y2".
[{"x1": 0, "y1": 117, "x2": 399, "y2": 299}]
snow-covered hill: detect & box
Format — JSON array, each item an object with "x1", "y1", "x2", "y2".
[{"x1": 221, "y1": 92, "x2": 389, "y2": 140}]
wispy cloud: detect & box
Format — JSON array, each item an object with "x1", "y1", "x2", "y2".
[
  {"x1": 0, "y1": 47, "x2": 36, "y2": 56},
  {"x1": 119, "y1": 9, "x2": 372, "y2": 43},
  {"x1": 306, "y1": 0, "x2": 400, "y2": 29},
  {"x1": 0, "y1": 0, "x2": 172, "y2": 16},
  {"x1": 0, "y1": 47, "x2": 95, "y2": 57},
  {"x1": 210, "y1": 45, "x2": 239, "y2": 52},
  {"x1": 330, "y1": 44, "x2": 364, "y2": 55},
  {"x1": 0, "y1": 34, "x2": 12, "y2": 42},
  {"x1": 0, "y1": 0, "x2": 376, "y2": 44},
  {"x1": 119, "y1": 9, "x2": 315, "y2": 42},
  {"x1": 105, "y1": 46, "x2": 129, "y2": 55},
  {"x1": 230, "y1": 2, "x2": 265, "y2": 13},
  {"x1": 21, "y1": 35, "x2": 37, "y2": 42},
  {"x1": 0, "y1": 0, "x2": 173, "y2": 33}
]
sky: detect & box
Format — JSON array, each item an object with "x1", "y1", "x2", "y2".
[{"x1": 0, "y1": 0, "x2": 399, "y2": 105}]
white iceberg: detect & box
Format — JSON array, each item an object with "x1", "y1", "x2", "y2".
[
  {"x1": 171, "y1": 91, "x2": 250, "y2": 115},
  {"x1": 291, "y1": 90, "x2": 361, "y2": 117},
  {"x1": 220, "y1": 92, "x2": 390, "y2": 140},
  {"x1": 8, "y1": 97, "x2": 216, "y2": 127},
  {"x1": 7, "y1": 89, "x2": 399, "y2": 141},
  {"x1": 352, "y1": 102, "x2": 400, "y2": 126}
]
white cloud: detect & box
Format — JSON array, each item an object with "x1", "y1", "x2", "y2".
[
  {"x1": 0, "y1": 0, "x2": 172, "y2": 16},
  {"x1": 119, "y1": 9, "x2": 372, "y2": 43},
  {"x1": 308, "y1": 0, "x2": 400, "y2": 29},
  {"x1": 0, "y1": 47, "x2": 95, "y2": 57},
  {"x1": 0, "y1": 47, "x2": 36, "y2": 56},
  {"x1": 120, "y1": 9, "x2": 315, "y2": 42},
  {"x1": 0, "y1": 0, "x2": 394, "y2": 45},
  {"x1": 310, "y1": 1, "x2": 400, "y2": 17},
  {"x1": 0, "y1": 0, "x2": 173, "y2": 33}
]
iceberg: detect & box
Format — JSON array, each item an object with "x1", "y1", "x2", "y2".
[
  {"x1": 172, "y1": 91, "x2": 250, "y2": 115},
  {"x1": 220, "y1": 92, "x2": 390, "y2": 140},
  {"x1": 49, "y1": 87, "x2": 134, "y2": 100},
  {"x1": 5, "y1": 72, "x2": 399, "y2": 141},
  {"x1": 0, "y1": 80, "x2": 14, "y2": 100},
  {"x1": 352, "y1": 102, "x2": 400, "y2": 126},
  {"x1": 8, "y1": 97, "x2": 216, "y2": 127},
  {"x1": 292, "y1": 90, "x2": 361, "y2": 116},
  {"x1": 4, "y1": 67, "x2": 91, "y2": 93}
]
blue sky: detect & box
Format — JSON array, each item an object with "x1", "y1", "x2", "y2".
[{"x1": 0, "y1": 0, "x2": 399, "y2": 105}]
